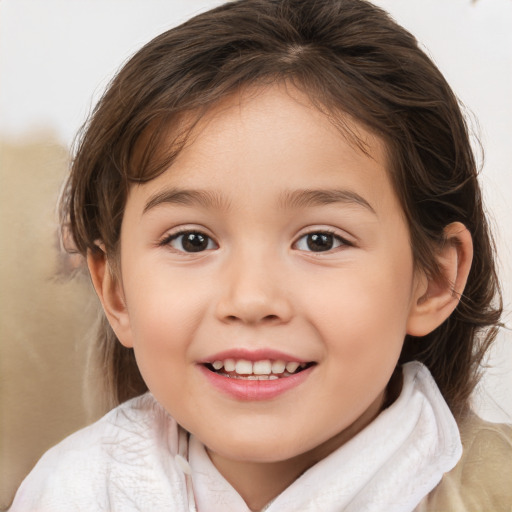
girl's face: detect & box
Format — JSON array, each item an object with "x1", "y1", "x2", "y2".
[{"x1": 113, "y1": 84, "x2": 425, "y2": 467}]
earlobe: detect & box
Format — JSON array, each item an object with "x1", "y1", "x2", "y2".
[
  {"x1": 87, "y1": 245, "x2": 134, "y2": 348},
  {"x1": 406, "y1": 222, "x2": 473, "y2": 337}
]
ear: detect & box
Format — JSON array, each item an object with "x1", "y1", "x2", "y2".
[
  {"x1": 87, "y1": 245, "x2": 134, "y2": 348},
  {"x1": 406, "y1": 222, "x2": 473, "y2": 337}
]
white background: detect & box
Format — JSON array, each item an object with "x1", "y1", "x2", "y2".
[{"x1": 1, "y1": 0, "x2": 510, "y2": 421}]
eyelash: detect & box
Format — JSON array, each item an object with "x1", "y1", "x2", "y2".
[
  {"x1": 158, "y1": 229, "x2": 218, "y2": 253},
  {"x1": 293, "y1": 230, "x2": 352, "y2": 253},
  {"x1": 158, "y1": 228, "x2": 353, "y2": 254}
]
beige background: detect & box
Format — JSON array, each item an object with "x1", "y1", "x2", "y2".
[
  {"x1": 1, "y1": 0, "x2": 511, "y2": 509},
  {"x1": 0, "y1": 138, "x2": 106, "y2": 510}
]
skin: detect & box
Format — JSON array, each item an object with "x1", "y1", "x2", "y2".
[{"x1": 89, "y1": 84, "x2": 473, "y2": 511}]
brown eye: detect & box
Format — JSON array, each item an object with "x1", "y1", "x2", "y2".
[
  {"x1": 295, "y1": 232, "x2": 346, "y2": 252},
  {"x1": 168, "y1": 231, "x2": 217, "y2": 253},
  {"x1": 307, "y1": 233, "x2": 334, "y2": 252}
]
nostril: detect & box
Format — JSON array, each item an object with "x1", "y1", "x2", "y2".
[{"x1": 224, "y1": 314, "x2": 280, "y2": 323}]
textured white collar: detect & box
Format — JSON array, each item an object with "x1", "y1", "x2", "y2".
[
  {"x1": 9, "y1": 363, "x2": 461, "y2": 512},
  {"x1": 188, "y1": 362, "x2": 462, "y2": 512}
]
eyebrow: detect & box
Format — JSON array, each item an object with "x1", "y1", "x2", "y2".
[
  {"x1": 143, "y1": 188, "x2": 231, "y2": 214},
  {"x1": 143, "y1": 187, "x2": 375, "y2": 215},
  {"x1": 278, "y1": 189, "x2": 376, "y2": 213}
]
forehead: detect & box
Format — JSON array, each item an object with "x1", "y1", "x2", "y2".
[
  {"x1": 188, "y1": 84, "x2": 385, "y2": 164},
  {"x1": 126, "y1": 83, "x2": 397, "y2": 216}
]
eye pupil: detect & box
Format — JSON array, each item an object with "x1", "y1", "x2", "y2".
[
  {"x1": 182, "y1": 233, "x2": 208, "y2": 252},
  {"x1": 307, "y1": 233, "x2": 333, "y2": 252}
]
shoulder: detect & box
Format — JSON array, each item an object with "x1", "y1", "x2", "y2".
[
  {"x1": 457, "y1": 414, "x2": 512, "y2": 500},
  {"x1": 9, "y1": 394, "x2": 190, "y2": 511},
  {"x1": 419, "y1": 413, "x2": 512, "y2": 512}
]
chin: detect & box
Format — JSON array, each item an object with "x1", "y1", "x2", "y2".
[{"x1": 208, "y1": 433, "x2": 317, "y2": 464}]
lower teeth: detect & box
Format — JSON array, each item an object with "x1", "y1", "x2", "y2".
[{"x1": 218, "y1": 372, "x2": 288, "y2": 380}]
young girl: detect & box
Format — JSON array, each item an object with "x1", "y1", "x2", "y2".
[{"x1": 9, "y1": 0, "x2": 511, "y2": 510}]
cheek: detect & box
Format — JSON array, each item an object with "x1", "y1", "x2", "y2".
[
  {"x1": 122, "y1": 265, "x2": 208, "y2": 356},
  {"x1": 301, "y1": 260, "x2": 413, "y2": 357}
]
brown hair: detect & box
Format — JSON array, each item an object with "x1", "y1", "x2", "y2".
[{"x1": 61, "y1": 0, "x2": 502, "y2": 416}]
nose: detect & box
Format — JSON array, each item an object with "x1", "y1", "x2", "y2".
[{"x1": 214, "y1": 251, "x2": 294, "y2": 326}]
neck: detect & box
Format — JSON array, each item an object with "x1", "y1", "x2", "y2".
[{"x1": 207, "y1": 390, "x2": 388, "y2": 511}]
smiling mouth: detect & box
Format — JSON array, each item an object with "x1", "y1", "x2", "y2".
[{"x1": 203, "y1": 358, "x2": 316, "y2": 380}]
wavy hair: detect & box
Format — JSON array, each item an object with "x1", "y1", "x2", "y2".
[{"x1": 61, "y1": 0, "x2": 502, "y2": 417}]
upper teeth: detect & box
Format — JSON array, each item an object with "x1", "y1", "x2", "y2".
[{"x1": 211, "y1": 359, "x2": 304, "y2": 375}]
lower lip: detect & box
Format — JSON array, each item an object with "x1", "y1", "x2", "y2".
[{"x1": 199, "y1": 365, "x2": 314, "y2": 401}]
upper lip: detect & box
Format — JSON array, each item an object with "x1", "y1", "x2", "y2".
[{"x1": 198, "y1": 348, "x2": 312, "y2": 364}]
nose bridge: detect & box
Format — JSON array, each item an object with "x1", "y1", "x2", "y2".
[{"x1": 215, "y1": 242, "x2": 292, "y2": 325}]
